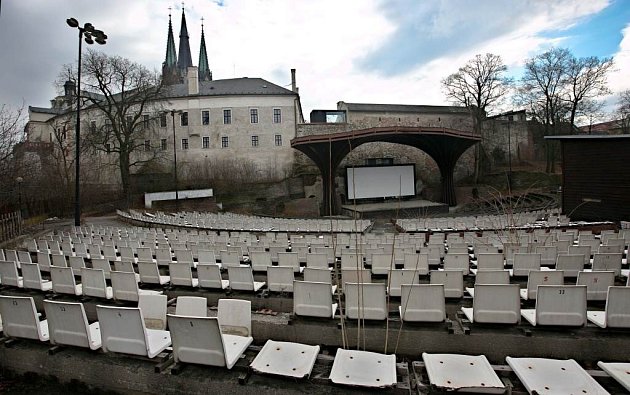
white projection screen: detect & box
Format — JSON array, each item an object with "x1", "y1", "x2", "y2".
[{"x1": 346, "y1": 165, "x2": 416, "y2": 199}]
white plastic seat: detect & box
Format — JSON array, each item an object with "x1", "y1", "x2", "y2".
[
  {"x1": 511, "y1": 253, "x2": 542, "y2": 277},
  {"x1": 587, "y1": 286, "x2": 630, "y2": 328},
  {"x1": 520, "y1": 285, "x2": 587, "y2": 327},
  {"x1": 227, "y1": 266, "x2": 265, "y2": 292},
  {"x1": 303, "y1": 267, "x2": 337, "y2": 293},
  {"x1": 217, "y1": 299, "x2": 251, "y2": 337},
  {"x1": 340, "y1": 253, "x2": 364, "y2": 270},
  {"x1": 155, "y1": 248, "x2": 173, "y2": 265},
  {"x1": 197, "y1": 249, "x2": 218, "y2": 266},
  {"x1": 466, "y1": 270, "x2": 509, "y2": 297},
  {"x1": 0, "y1": 260, "x2": 23, "y2": 288},
  {"x1": 506, "y1": 357, "x2": 608, "y2": 395},
  {"x1": 219, "y1": 250, "x2": 241, "y2": 268},
  {"x1": 168, "y1": 314, "x2": 252, "y2": 369},
  {"x1": 51, "y1": 253, "x2": 67, "y2": 268},
  {"x1": 430, "y1": 270, "x2": 463, "y2": 298},
  {"x1": 341, "y1": 268, "x2": 372, "y2": 288},
  {"x1": 250, "y1": 340, "x2": 319, "y2": 378},
  {"x1": 197, "y1": 264, "x2": 229, "y2": 289},
  {"x1": 174, "y1": 249, "x2": 195, "y2": 267},
  {"x1": 443, "y1": 253, "x2": 470, "y2": 275},
  {"x1": 138, "y1": 293, "x2": 167, "y2": 330},
  {"x1": 371, "y1": 253, "x2": 395, "y2": 275},
  {"x1": 399, "y1": 284, "x2": 445, "y2": 322},
  {"x1": 169, "y1": 263, "x2": 199, "y2": 288},
  {"x1": 17, "y1": 250, "x2": 32, "y2": 264},
  {"x1": 536, "y1": 245, "x2": 558, "y2": 267},
  {"x1": 80, "y1": 268, "x2": 113, "y2": 299},
  {"x1": 577, "y1": 270, "x2": 615, "y2": 301},
  {"x1": 591, "y1": 253, "x2": 622, "y2": 276},
  {"x1": 423, "y1": 353, "x2": 505, "y2": 393},
  {"x1": 293, "y1": 281, "x2": 338, "y2": 318},
  {"x1": 402, "y1": 253, "x2": 429, "y2": 274},
  {"x1": 137, "y1": 260, "x2": 170, "y2": 285},
  {"x1": 68, "y1": 256, "x2": 87, "y2": 275},
  {"x1": 277, "y1": 252, "x2": 303, "y2": 273},
  {"x1": 36, "y1": 252, "x2": 52, "y2": 272},
  {"x1": 473, "y1": 253, "x2": 504, "y2": 272},
  {"x1": 305, "y1": 253, "x2": 329, "y2": 269},
  {"x1": 345, "y1": 282, "x2": 387, "y2": 320},
  {"x1": 387, "y1": 269, "x2": 419, "y2": 297},
  {"x1": 175, "y1": 296, "x2": 207, "y2": 317},
  {"x1": 136, "y1": 247, "x2": 155, "y2": 263},
  {"x1": 96, "y1": 305, "x2": 171, "y2": 358},
  {"x1": 329, "y1": 348, "x2": 396, "y2": 388},
  {"x1": 91, "y1": 258, "x2": 112, "y2": 279},
  {"x1": 21, "y1": 262, "x2": 53, "y2": 291},
  {"x1": 118, "y1": 246, "x2": 137, "y2": 263},
  {"x1": 555, "y1": 254, "x2": 585, "y2": 277},
  {"x1": 50, "y1": 266, "x2": 82, "y2": 296},
  {"x1": 249, "y1": 251, "x2": 273, "y2": 272},
  {"x1": 110, "y1": 270, "x2": 161, "y2": 302},
  {"x1": 43, "y1": 300, "x2": 101, "y2": 350},
  {"x1": 461, "y1": 284, "x2": 521, "y2": 324},
  {"x1": 597, "y1": 361, "x2": 630, "y2": 392},
  {"x1": 520, "y1": 270, "x2": 564, "y2": 300},
  {"x1": 267, "y1": 266, "x2": 295, "y2": 293},
  {"x1": 0, "y1": 295, "x2": 48, "y2": 341}
]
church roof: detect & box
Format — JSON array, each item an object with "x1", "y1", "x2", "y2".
[
  {"x1": 339, "y1": 102, "x2": 470, "y2": 114},
  {"x1": 164, "y1": 13, "x2": 177, "y2": 68},
  {"x1": 198, "y1": 23, "x2": 212, "y2": 81},
  {"x1": 176, "y1": 9, "x2": 193, "y2": 71},
  {"x1": 165, "y1": 77, "x2": 297, "y2": 98}
]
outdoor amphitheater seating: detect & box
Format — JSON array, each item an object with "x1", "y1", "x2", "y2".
[
  {"x1": 110, "y1": 270, "x2": 161, "y2": 302},
  {"x1": 443, "y1": 253, "x2": 470, "y2": 275},
  {"x1": 267, "y1": 266, "x2": 295, "y2": 293},
  {"x1": 577, "y1": 271, "x2": 615, "y2": 301},
  {"x1": 511, "y1": 253, "x2": 542, "y2": 277},
  {"x1": 0, "y1": 260, "x2": 23, "y2": 288},
  {"x1": 520, "y1": 270, "x2": 564, "y2": 300},
  {"x1": 137, "y1": 261, "x2": 170, "y2": 286},
  {"x1": 80, "y1": 268, "x2": 113, "y2": 299},
  {"x1": 461, "y1": 284, "x2": 521, "y2": 324},
  {"x1": 520, "y1": 285, "x2": 587, "y2": 327},
  {"x1": 303, "y1": 267, "x2": 336, "y2": 293},
  {"x1": 329, "y1": 348, "x2": 396, "y2": 388},
  {"x1": 387, "y1": 269, "x2": 419, "y2": 297},
  {"x1": 91, "y1": 258, "x2": 112, "y2": 279},
  {"x1": 423, "y1": 353, "x2": 505, "y2": 393},
  {"x1": 466, "y1": 270, "x2": 510, "y2": 297},
  {"x1": 587, "y1": 286, "x2": 630, "y2": 328},
  {"x1": 36, "y1": 252, "x2": 51, "y2": 272},
  {"x1": 399, "y1": 284, "x2": 445, "y2": 322},
  {"x1": 169, "y1": 263, "x2": 199, "y2": 288},
  {"x1": 305, "y1": 253, "x2": 330, "y2": 270},
  {"x1": 174, "y1": 296, "x2": 207, "y2": 317},
  {"x1": 293, "y1": 281, "x2": 338, "y2": 318},
  {"x1": 555, "y1": 254, "x2": 585, "y2": 277},
  {"x1": 371, "y1": 253, "x2": 394, "y2": 275},
  {"x1": 43, "y1": 300, "x2": 101, "y2": 350},
  {"x1": 138, "y1": 294, "x2": 168, "y2": 330},
  {"x1": 96, "y1": 305, "x2": 171, "y2": 358},
  {"x1": 250, "y1": 340, "x2": 319, "y2": 379},
  {"x1": 591, "y1": 253, "x2": 623, "y2": 276},
  {"x1": 430, "y1": 270, "x2": 463, "y2": 298},
  {"x1": 403, "y1": 253, "x2": 429, "y2": 274},
  {"x1": 217, "y1": 299, "x2": 252, "y2": 337},
  {"x1": 50, "y1": 266, "x2": 82, "y2": 296},
  {"x1": 21, "y1": 262, "x2": 52, "y2": 291},
  {"x1": 227, "y1": 266, "x2": 265, "y2": 292},
  {"x1": 0, "y1": 295, "x2": 48, "y2": 341},
  {"x1": 277, "y1": 252, "x2": 303, "y2": 273},
  {"x1": 197, "y1": 264, "x2": 229, "y2": 290},
  {"x1": 341, "y1": 268, "x2": 372, "y2": 287},
  {"x1": 344, "y1": 282, "x2": 387, "y2": 320},
  {"x1": 598, "y1": 361, "x2": 630, "y2": 392}
]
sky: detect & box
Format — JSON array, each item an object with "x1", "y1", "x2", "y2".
[{"x1": 1, "y1": 0, "x2": 629, "y2": 124}]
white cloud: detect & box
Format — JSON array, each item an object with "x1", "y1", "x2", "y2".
[{"x1": 608, "y1": 23, "x2": 630, "y2": 93}]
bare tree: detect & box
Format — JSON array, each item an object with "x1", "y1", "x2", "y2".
[
  {"x1": 0, "y1": 105, "x2": 26, "y2": 207},
  {"x1": 442, "y1": 53, "x2": 511, "y2": 183},
  {"x1": 616, "y1": 90, "x2": 630, "y2": 133},
  {"x1": 564, "y1": 55, "x2": 614, "y2": 128},
  {"x1": 67, "y1": 49, "x2": 166, "y2": 202}
]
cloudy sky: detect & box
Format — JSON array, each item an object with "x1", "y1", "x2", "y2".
[{"x1": 1, "y1": 0, "x2": 629, "y2": 123}]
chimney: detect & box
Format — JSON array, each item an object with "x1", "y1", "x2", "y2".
[
  {"x1": 291, "y1": 69, "x2": 297, "y2": 93},
  {"x1": 187, "y1": 66, "x2": 199, "y2": 95}
]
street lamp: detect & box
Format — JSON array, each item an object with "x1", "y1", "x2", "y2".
[
  {"x1": 507, "y1": 118, "x2": 513, "y2": 192},
  {"x1": 67, "y1": 17, "x2": 107, "y2": 227},
  {"x1": 16, "y1": 177, "x2": 23, "y2": 217},
  {"x1": 168, "y1": 110, "x2": 182, "y2": 209}
]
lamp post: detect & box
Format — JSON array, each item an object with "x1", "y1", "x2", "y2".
[
  {"x1": 169, "y1": 110, "x2": 182, "y2": 209},
  {"x1": 66, "y1": 17, "x2": 107, "y2": 227},
  {"x1": 16, "y1": 177, "x2": 23, "y2": 217},
  {"x1": 507, "y1": 118, "x2": 512, "y2": 192}
]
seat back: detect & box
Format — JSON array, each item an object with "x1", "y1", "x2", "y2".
[
  {"x1": 293, "y1": 281, "x2": 335, "y2": 318},
  {"x1": 305, "y1": 253, "x2": 329, "y2": 269},
  {"x1": 138, "y1": 294, "x2": 167, "y2": 330},
  {"x1": 136, "y1": 247, "x2": 154, "y2": 262},
  {"x1": 17, "y1": 250, "x2": 32, "y2": 263},
  {"x1": 36, "y1": 252, "x2": 51, "y2": 272},
  {"x1": 371, "y1": 254, "x2": 394, "y2": 275},
  {"x1": 399, "y1": 284, "x2": 445, "y2": 322},
  {"x1": 174, "y1": 249, "x2": 194, "y2": 266},
  {"x1": 277, "y1": 252, "x2": 300, "y2": 272},
  {"x1": 535, "y1": 245, "x2": 558, "y2": 266},
  {"x1": 217, "y1": 299, "x2": 251, "y2": 336},
  {"x1": 345, "y1": 282, "x2": 387, "y2": 320},
  {"x1": 430, "y1": 270, "x2": 464, "y2": 298},
  {"x1": 303, "y1": 267, "x2": 332, "y2": 284},
  {"x1": 535, "y1": 285, "x2": 587, "y2": 326},
  {"x1": 227, "y1": 266, "x2": 256, "y2": 291},
  {"x1": 51, "y1": 253, "x2": 67, "y2": 268},
  {"x1": 576, "y1": 270, "x2": 615, "y2": 301},
  {"x1": 118, "y1": 246, "x2": 135, "y2": 261},
  {"x1": 91, "y1": 258, "x2": 111, "y2": 277},
  {"x1": 0, "y1": 260, "x2": 22, "y2": 287},
  {"x1": 96, "y1": 305, "x2": 148, "y2": 356},
  {"x1": 50, "y1": 266, "x2": 79, "y2": 294},
  {"x1": 197, "y1": 249, "x2": 217, "y2": 265},
  {"x1": 110, "y1": 270, "x2": 140, "y2": 302},
  {"x1": 403, "y1": 254, "x2": 429, "y2": 274},
  {"x1": 340, "y1": 253, "x2": 364, "y2": 270},
  {"x1": 555, "y1": 254, "x2": 585, "y2": 277},
  {"x1": 220, "y1": 250, "x2": 241, "y2": 267},
  {"x1": 387, "y1": 269, "x2": 419, "y2": 297},
  {"x1": 267, "y1": 266, "x2": 295, "y2": 292},
  {"x1": 250, "y1": 251, "x2": 272, "y2": 271},
  {"x1": 197, "y1": 264, "x2": 224, "y2": 289},
  {"x1": 0, "y1": 295, "x2": 45, "y2": 340},
  {"x1": 175, "y1": 296, "x2": 207, "y2": 317},
  {"x1": 591, "y1": 253, "x2": 623, "y2": 276},
  {"x1": 525, "y1": 270, "x2": 564, "y2": 300},
  {"x1": 114, "y1": 260, "x2": 135, "y2": 273},
  {"x1": 81, "y1": 268, "x2": 109, "y2": 298},
  {"x1": 473, "y1": 284, "x2": 521, "y2": 324},
  {"x1": 568, "y1": 245, "x2": 591, "y2": 264},
  {"x1": 167, "y1": 315, "x2": 227, "y2": 366},
  {"x1": 475, "y1": 270, "x2": 509, "y2": 285},
  {"x1": 476, "y1": 253, "x2": 504, "y2": 271},
  {"x1": 604, "y1": 286, "x2": 630, "y2": 328},
  {"x1": 341, "y1": 268, "x2": 372, "y2": 286},
  {"x1": 68, "y1": 256, "x2": 86, "y2": 272},
  {"x1": 169, "y1": 263, "x2": 194, "y2": 286},
  {"x1": 137, "y1": 261, "x2": 160, "y2": 284},
  {"x1": 443, "y1": 253, "x2": 470, "y2": 275},
  {"x1": 21, "y1": 262, "x2": 45, "y2": 290},
  {"x1": 512, "y1": 253, "x2": 541, "y2": 277},
  {"x1": 102, "y1": 245, "x2": 117, "y2": 261},
  {"x1": 43, "y1": 300, "x2": 93, "y2": 348},
  {"x1": 4, "y1": 249, "x2": 18, "y2": 263}
]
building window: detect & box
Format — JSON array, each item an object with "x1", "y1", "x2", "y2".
[
  {"x1": 181, "y1": 138, "x2": 189, "y2": 150},
  {"x1": 90, "y1": 120, "x2": 96, "y2": 133},
  {"x1": 275, "y1": 134, "x2": 282, "y2": 146},
  {"x1": 273, "y1": 108, "x2": 282, "y2": 123},
  {"x1": 160, "y1": 113, "x2": 167, "y2": 127},
  {"x1": 143, "y1": 114, "x2": 150, "y2": 129},
  {"x1": 105, "y1": 143, "x2": 111, "y2": 153},
  {"x1": 221, "y1": 136, "x2": 229, "y2": 148},
  {"x1": 144, "y1": 140, "x2": 151, "y2": 151},
  {"x1": 202, "y1": 110, "x2": 210, "y2": 125},
  {"x1": 250, "y1": 108, "x2": 258, "y2": 124},
  {"x1": 180, "y1": 111, "x2": 188, "y2": 126},
  {"x1": 161, "y1": 138, "x2": 167, "y2": 151},
  {"x1": 251, "y1": 135, "x2": 259, "y2": 147},
  {"x1": 223, "y1": 109, "x2": 232, "y2": 124},
  {"x1": 202, "y1": 136, "x2": 210, "y2": 149}
]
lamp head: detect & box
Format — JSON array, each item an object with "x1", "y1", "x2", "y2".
[{"x1": 66, "y1": 18, "x2": 79, "y2": 28}]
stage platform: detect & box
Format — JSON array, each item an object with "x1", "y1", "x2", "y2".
[{"x1": 341, "y1": 199, "x2": 449, "y2": 218}]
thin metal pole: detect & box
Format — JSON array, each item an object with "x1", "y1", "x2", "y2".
[
  {"x1": 171, "y1": 110, "x2": 179, "y2": 209},
  {"x1": 507, "y1": 120, "x2": 512, "y2": 192},
  {"x1": 74, "y1": 29, "x2": 83, "y2": 227}
]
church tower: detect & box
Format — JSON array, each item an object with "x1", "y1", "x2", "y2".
[
  {"x1": 162, "y1": 11, "x2": 179, "y2": 85},
  {"x1": 176, "y1": 8, "x2": 193, "y2": 75},
  {"x1": 198, "y1": 20, "x2": 212, "y2": 82}
]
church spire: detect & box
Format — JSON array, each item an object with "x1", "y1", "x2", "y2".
[
  {"x1": 176, "y1": 7, "x2": 193, "y2": 72},
  {"x1": 198, "y1": 18, "x2": 212, "y2": 82},
  {"x1": 162, "y1": 9, "x2": 179, "y2": 85}
]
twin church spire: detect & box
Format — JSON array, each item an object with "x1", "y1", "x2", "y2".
[{"x1": 163, "y1": 7, "x2": 212, "y2": 85}]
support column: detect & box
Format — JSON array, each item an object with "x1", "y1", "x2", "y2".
[{"x1": 439, "y1": 162, "x2": 457, "y2": 207}]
